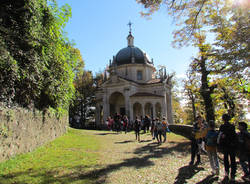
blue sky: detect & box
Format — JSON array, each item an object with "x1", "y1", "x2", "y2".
[{"x1": 58, "y1": 0, "x2": 198, "y2": 77}]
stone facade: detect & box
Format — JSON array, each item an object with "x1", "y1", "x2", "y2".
[{"x1": 95, "y1": 31, "x2": 173, "y2": 124}]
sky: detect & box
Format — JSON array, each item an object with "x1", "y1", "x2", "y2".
[{"x1": 57, "y1": 0, "x2": 198, "y2": 77}]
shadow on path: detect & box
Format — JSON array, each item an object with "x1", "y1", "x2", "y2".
[
  {"x1": 174, "y1": 165, "x2": 205, "y2": 184},
  {"x1": 115, "y1": 140, "x2": 134, "y2": 144},
  {"x1": 0, "y1": 140, "x2": 190, "y2": 184},
  {"x1": 94, "y1": 132, "x2": 118, "y2": 135},
  {"x1": 133, "y1": 140, "x2": 190, "y2": 157},
  {"x1": 196, "y1": 175, "x2": 219, "y2": 184}
]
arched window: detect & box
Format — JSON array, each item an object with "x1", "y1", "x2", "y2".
[{"x1": 137, "y1": 70, "x2": 142, "y2": 80}]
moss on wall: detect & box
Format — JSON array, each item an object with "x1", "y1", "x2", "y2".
[{"x1": 0, "y1": 107, "x2": 68, "y2": 162}]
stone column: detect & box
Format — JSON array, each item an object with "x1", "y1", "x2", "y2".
[
  {"x1": 153, "y1": 103, "x2": 156, "y2": 119},
  {"x1": 142, "y1": 102, "x2": 145, "y2": 118},
  {"x1": 103, "y1": 93, "x2": 109, "y2": 124},
  {"x1": 129, "y1": 99, "x2": 134, "y2": 123},
  {"x1": 95, "y1": 104, "x2": 100, "y2": 124},
  {"x1": 167, "y1": 89, "x2": 173, "y2": 124},
  {"x1": 124, "y1": 92, "x2": 130, "y2": 117},
  {"x1": 162, "y1": 95, "x2": 167, "y2": 119}
]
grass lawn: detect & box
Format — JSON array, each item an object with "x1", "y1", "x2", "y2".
[
  {"x1": 0, "y1": 128, "x2": 100, "y2": 184},
  {"x1": 0, "y1": 129, "x2": 247, "y2": 184}
]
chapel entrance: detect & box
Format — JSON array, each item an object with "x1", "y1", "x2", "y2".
[
  {"x1": 145, "y1": 102, "x2": 153, "y2": 118},
  {"x1": 109, "y1": 92, "x2": 125, "y2": 117},
  {"x1": 133, "y1": 102, "x2": 142, "y2": 120}
]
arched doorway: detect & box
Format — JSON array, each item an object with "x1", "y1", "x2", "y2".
[
  {"x1": 133, "y1": 102, "x2": 142, "y2": 120},
  {"x1": 155, "y1": 102, "x2": 162, "y2": 119},
  {"x1": 144, "y1": 102, "x2": 153, "y2": 118},
  {"x1": 109, "y1": 92, "x2": 125, "y2": 117}
]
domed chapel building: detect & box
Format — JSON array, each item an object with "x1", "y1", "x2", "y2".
[{"x1": 95, "y1": 25, "x2": 173, "y2": 125}]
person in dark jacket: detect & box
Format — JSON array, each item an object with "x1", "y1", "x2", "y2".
[
  {"x1": 134, "y1": 116, "x2": 141, "y2": 142},
  {"x1": 151, "y1": 118, "x2": 156, "y2": 139},
  {"x1": 238, "y1": 121, "x2": 250, "y2": 180},
  {"x1": 155, "y1": 118, "x2": 163, "y2": 144},
  {"x1": 144, "y1": 115, "x2": 151, "y2": 133},
  {"x1": 218, "y1": 114, "x2": 238, "y2": 181}
]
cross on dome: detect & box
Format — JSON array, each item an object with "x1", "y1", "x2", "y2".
[{"x1": 127, "y1": 21, "x2": 133, "y2": 34}]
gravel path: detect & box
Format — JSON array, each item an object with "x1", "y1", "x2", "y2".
[{"x1": 83, "y1": 130, "x2": 246, "y2": 184}]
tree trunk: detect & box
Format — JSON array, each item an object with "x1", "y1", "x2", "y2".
[
  {"x1": 188, "y1": 89, "x2": 197, "y2": 122},
  {"x1": 199, "y1": 55, "x2": 215, "y2": 122},
  {"x1": 221, "y1": 87, "x2": 235, "y2": 118}
]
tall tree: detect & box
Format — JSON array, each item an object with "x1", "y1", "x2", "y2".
[
  {"x1": 183, "y1": 70, "x2": 200, "y2": 123},
  {"x1": 136, "y1": 0, "x2": 249, "y2": 72},
  {"x1": 70, "y1": 71, "x2": 96, "y2": 128},
  {"x1": 188, "y1": 34, "x2": 216, "y2": 122},
  {"x1": 0, "y1": 0, "x2": 82, "y2": 113},
  {"x1": 137, "y1": 0, "x2": 249, "y2": 121}
]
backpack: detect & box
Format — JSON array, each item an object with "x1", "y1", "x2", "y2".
[
  {"x1": 218, "y1": 123, "x2": 237, "y2": 148},
  {"x1": 206, "y1": 130, "x2": 218, "y2": 147},
  {"x1": 134, "y1": 120, "x2": 140, "y2": 129}
]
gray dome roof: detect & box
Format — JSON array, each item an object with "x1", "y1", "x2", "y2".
[{"x1": 115, "y1": 46, "x2": 150, "y2": 66}]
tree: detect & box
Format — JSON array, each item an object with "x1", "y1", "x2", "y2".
[
  {"x1": 137, "y1": 0, "x2": 249, "y2": 121},
  {"x1": 183, "y1": 69, "x2": 200, "y2": 123},
  {"x1": 70, "y1": 47, "x2": 85, "y2": 75},
  {"x1": 172, "y1": 89, "x2": 186, "y2": 124},
  {"x1": 213, "y1": 76, "x2": 249, "y2": 123},
  {"x1": 0, "y1": 0, "x2": 82, "y2": 114},
  {"x1": 70, "y1": 71, "x2": 95, "y2": 128},
  {"x1": 136, "y1": 0, "x2": 249, "y2": 73}
]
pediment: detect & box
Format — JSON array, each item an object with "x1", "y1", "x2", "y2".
[{"x1": 102, "y1": 75, "x2": 129, "y2": 87}]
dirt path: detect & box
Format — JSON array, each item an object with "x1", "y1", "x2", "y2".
[{"x1": 83, "y1": 130, "x2": 246, "y2": 184}]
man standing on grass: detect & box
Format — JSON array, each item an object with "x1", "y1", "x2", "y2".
[
  {"x1": 238, "y1": 121, "x2": 250, "y2": 181},
  {"x1": 134, "y1": 116, "x2": 141, "y2": 142},
  {"x1": 155, "y1": 118, "x2": 163, "y2": 144},
  {"x1": 218, "y1": 114, "x2": 238, "y2": 181}
]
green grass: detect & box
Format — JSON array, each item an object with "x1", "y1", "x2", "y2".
[{"x1": 0, "y1": 128, "x2": 100, "y2": 184}]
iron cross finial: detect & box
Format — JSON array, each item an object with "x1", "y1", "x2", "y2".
[{"x1": 127, "y1": 21, "x2": 133, "y2": 34}]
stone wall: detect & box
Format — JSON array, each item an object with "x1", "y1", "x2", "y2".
[
  {"x1": 0, "y1": 108, "x2": 68, "y2": 162},
  {"x1": 169, "y1": 124, "x2": 193, "y2": 140}
]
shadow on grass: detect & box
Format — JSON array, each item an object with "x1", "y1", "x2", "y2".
[
  {"x1": 115, "y1": 140, "x2": 134, "y2": 144},
  {"x1": 139, "y1": 139, "x2": 152, "y2": 143},
  {"x1": 0, "y1": 155, "x2": 155, "y2": 184},
  {"x1": 0, "y1": 140, "x2": 190, "y2": 184},
  {"x1": 219, "y1": 176, "x2": 246, "y2": 184},
  {"x1": 196, "y1": 175, "x2": 219, "y2": 184},
  {"x1": 94, "y1": 132, "x2": 118, "y2": 135},
  {"x1": 133, "y1": 140, "x2": 190, "y2": 157},
  {"x1": 5, "y1": 139, "x2": 246, "y2": 184},
  {"x1": 174, "y1": 165, "x2": 205, "y2": 184}
]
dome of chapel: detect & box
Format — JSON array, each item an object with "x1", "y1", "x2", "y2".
[
  {"x1": 113, "y1": 31, "x2": 153, "y2": 66},
  {"x1": 115, "y1": 46, "x2": 151, "y2": 66}
]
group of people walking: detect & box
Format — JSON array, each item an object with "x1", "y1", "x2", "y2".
[
  {"x1": 106, "y1": 114, "x2": 170, "y2": 144},
  {"x1": 106, "y1": 113, "x2": 129, "y2": 133},
  {"x1": 190, "y1": 113, "x2": 250, "y2": 181},
  {"x1": 132, "y1": 116, "x2": 171, "y2": 144},
  {"x1": 133, "y1": 116, "x2": 170, "y2": 143},
  {"x1": 106, "y1": 112, "x2": 249, "y2": 181}
]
